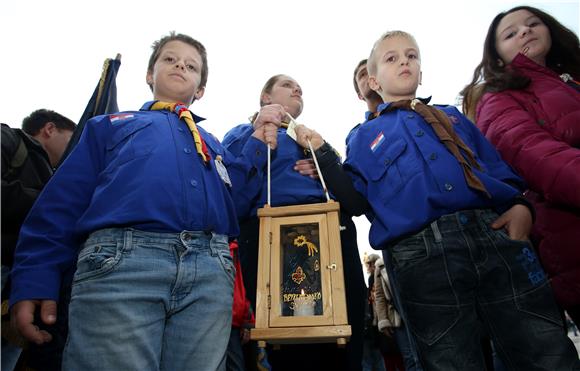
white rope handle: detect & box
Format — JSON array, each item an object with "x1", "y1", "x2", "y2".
[
  {"x1": 264, "y1": 127, "x2": 331, "y2": 205},
  {"x1": 267, "y1": 143, "x2": 271, "y2": 206},
  {"x1": 308, "y1": 139, "x2": 331, "y2": 202}
]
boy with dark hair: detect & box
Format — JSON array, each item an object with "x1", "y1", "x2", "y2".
[
  {"x1": 296, "y1": 30, "x2": 579, "y2": 370},
  {"x1": 22, "y1": 109, "x2": 76, "y2": 136},
  {"x1": 10, "y1": 32, "x2": 277, "y2": 370},
  {"x1": 2, "y1": 111, "x2": 75, "y2": 371}
]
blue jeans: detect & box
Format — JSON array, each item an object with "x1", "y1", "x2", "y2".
[
  {"x1": 388, "y1": 209, "x2": 580, "y2": 371},
  {"x1": 62, "y1": 228, "x2": 234, "y2": 371},
  {"x1": 381, "y1": 250, "x2": 424, "y2": 371}
]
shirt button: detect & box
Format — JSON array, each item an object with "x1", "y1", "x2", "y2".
[
  {"x1": 184, "y1": 148, "x2": 192, "y2": 154},
  {"x1": 444, "y1": 183, "x2": 453, "y2": 191},
  {"x1": 416, "y1": 130, "x2": 424, "y2": 137},
  {"x1": 178, "y1": 127, "x2": 185, "y2": 132},
  {"x1": 190, "y1": 180, "x2": 197, "y2": 187},
  {"x1": 384, "y1": 158, "x2": 391, "y2": 165},
  {"x1": 407, "y1": 114, "x2": 415, "y2": 119},
  {"x1": 256, "y1": 150, "x2": 261, "y2": 156},
  {"x1": 429, "y1": 153, "x2": 437, "y2": 160}
]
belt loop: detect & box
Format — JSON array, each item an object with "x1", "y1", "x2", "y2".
[
  {"x1": 123, "y1": 228, "x2": 134, "y2": 252},
  {"x1": 430, "y1": 221, "x2": 442, "y2": 243}
]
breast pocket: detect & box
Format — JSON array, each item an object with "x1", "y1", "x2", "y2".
[
  {"x1": 365, "y1": 138, "x2": 406, "y2": 203},
  {"x1": 105, "y1": 119, "x2": 155, "y2": 171}
]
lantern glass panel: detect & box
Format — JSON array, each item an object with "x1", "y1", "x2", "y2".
[{"x1": 280, "y1": 223, "x2": 323, "y2": 317}]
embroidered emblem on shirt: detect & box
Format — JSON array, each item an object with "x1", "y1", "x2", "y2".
[
  {"x1": 370, "y1": 132, "x2": 385, "y2": 152},
  {"x1": 110, "y1": 114, "x2": 134, "y2": 122}
]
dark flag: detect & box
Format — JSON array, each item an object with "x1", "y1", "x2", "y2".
[{"x1": 57, "y1": 54, "x2": 121, "y2": 167}]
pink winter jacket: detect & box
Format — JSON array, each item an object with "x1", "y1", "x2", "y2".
[{"x1": 476, "y1": 54, "x2": 580, "y2": 309}]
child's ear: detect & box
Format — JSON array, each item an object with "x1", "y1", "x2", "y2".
[
  {"x1": 368, "y1": 75, "x2": 381, "y2": 92},
  {"x1": 194, "y1": 87, "x2": 205, "y2": 100},
  {"x1": 146, "y1": 71, "x2": 153, "y2": 87}
]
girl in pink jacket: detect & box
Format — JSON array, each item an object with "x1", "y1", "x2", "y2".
[{"x1": 462, "y1": 5, "x2": 580, "y2": 328}]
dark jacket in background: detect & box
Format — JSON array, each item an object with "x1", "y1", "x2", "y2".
[{"x1": 1, "y1": 123, "x2": 53, "y2": 268}]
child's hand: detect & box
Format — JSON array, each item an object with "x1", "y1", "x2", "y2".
[
  {"x1": 294, "y1": 125, "x2": 324, "y2": 150},
  {"x1": 491, "y1": 204, "x2": 532, "y2": 241},
  {"x1": 294, "y1": 159, "x2": 319, "y2": 179},
  {"x1": 252, "y1": 104, "x2": 285, "y2": 149},
  {"x1": 11, "y1": 299, "x2": 57, "y2": 345},
  {"x1": 252, "y1": 104, "x2": 285, "y2": 130}
]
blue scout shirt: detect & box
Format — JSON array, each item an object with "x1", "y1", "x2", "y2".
[
  {"x1": 223, "y1": 124, "x2": 326, "y2": 218},
  {"x1": 346, "y1": 109, "x2": 380, "y2": 157},
  {"x1": 344, "y1": 102, "x2": 525, "y2": 248},
  {"x1": 10, "y1": 102, "x2": 267, "y2": 304}
]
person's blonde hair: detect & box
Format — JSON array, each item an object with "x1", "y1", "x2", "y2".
[{"x1": 367, "y1": 30, "x2": 419, "y2": 75}]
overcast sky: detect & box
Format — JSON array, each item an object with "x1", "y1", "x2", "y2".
[{"x1": 2, "y1": 0, "x2": 578, "y2": 270}]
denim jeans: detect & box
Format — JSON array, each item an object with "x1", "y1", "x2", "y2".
[
  {"x1": 388, "y1": 209, "x2": 580, "y2": 371},
  {"x1": 381, "y1": 250, "x2": 424, "y2": 371},
  {"x1": 62, "y1": 228, "x2": 234, "y2": 371}
]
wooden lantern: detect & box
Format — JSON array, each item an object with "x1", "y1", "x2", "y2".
[{"x1": 251, "y1": 200, "x2": 351, "y2": 347}]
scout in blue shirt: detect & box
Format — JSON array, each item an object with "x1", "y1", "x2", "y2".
[
  {"x1": 223, "y1": 74, "x2": 367, "y2": 371},
  {"x1": 297, "y1": 31, "x2": 579, "y2": 370},
  {"x1": 10, "y1": 32, "x2": 278, "y2": 371}
]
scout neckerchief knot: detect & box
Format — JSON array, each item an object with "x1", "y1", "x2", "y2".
[
  {"x1": 386, "y1": 99, "x2": 490, "y2": 198},
  {"x1": 151, "y1": 101, "x2": 210, "y2": 164}
]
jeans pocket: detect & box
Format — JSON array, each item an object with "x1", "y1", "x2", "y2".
[
  {"x1": 491, "y1": 228, "x2": 548, "y2": 288},
  {"x1": 216, "y1": 249, "x2": 235, "y2": 285},
  {"x1": 494, "y1": 228, "x2": 530, "y2": 246},
  {"x1": 74, "y1": 241, "x2": 123, "y2": 283},
  {"x1": 390, "y1": 235, "x2": 429, "y2": 272}
]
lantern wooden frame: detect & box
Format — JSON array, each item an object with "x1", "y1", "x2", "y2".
[{"x1": 251, "y1": 200, "x2": 351, "y2": 346}]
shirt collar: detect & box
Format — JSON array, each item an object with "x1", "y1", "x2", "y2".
[
  {"x1": 140, "y1": 101, "x2": 206, "y2": 123},
  {"x1": 376, "y1": 96, "x2": 432, "y2": 116},
  {"x1": 364, "y1": 110, "x2": 377, "y2": 121}
]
